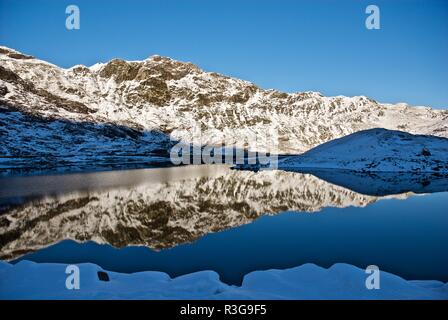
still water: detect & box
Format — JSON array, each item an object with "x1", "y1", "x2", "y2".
[{"x1": 0, "y1": 165, "x2": 447, "y2": 284}]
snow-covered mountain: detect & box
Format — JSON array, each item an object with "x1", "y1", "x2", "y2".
[
  {"x1": 1, "y1": 46, "x2": 447, "y2": 172},
  {"x1": 279, "y1": 128, "x2": 448, "y2": 172},
  {"x1": 0, "y1": 166, "x2": 410, "y2": 260}
]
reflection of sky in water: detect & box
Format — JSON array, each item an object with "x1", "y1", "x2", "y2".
[{"x1": 13, "y1": 192, "x2": 448, "y2": 285}]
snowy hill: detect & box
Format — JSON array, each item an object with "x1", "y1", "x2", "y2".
[
  {"x1": 279, "y1": 128, "x2": 448, "y2": 172},
  {"x1": 1, "y1": 46, "x2": 448, "y2": 171}
]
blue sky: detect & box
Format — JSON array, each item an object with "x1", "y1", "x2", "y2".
[{"x1": 1, "y1": 0, "x2": 447, "y2": 108}]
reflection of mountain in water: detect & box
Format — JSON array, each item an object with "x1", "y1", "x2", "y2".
[{"x1": 0, "y1": 165, "x2": 414, "y2": 260}]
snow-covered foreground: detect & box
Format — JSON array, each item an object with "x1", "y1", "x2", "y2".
[
  {"x1": 279, "y1": 128, "x2": 448, "y2": 172},
  {"x1": 1, "y1": 260, "x2": 447, "y2": 299}
]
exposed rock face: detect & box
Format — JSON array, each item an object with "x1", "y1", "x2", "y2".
[{"x1": 0, "y1": 46, "x2": 447, "y2": 171}]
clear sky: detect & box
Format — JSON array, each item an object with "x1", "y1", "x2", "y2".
[{"x1": 1, "y1": 0, "x2": 448, "y2": 108}]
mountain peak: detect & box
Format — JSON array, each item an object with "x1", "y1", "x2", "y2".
[
  {"x1": 95, "y1": 54, "x2": 201, "y2": 83},
  {"x1": 148, "y1": 54, "x2": 173, "y2": 62}
]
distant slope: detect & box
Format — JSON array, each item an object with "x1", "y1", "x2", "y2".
[{"x1": 279, "y1": 128, "x2": 448, "y2": 172}]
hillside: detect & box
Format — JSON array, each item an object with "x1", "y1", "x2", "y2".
[{"x1": 279, "y1": 128, "x2": 448, "y2": 172}]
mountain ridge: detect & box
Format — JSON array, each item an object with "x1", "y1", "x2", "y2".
[{"x1": 1, "y1": 46, "x2": 447, "y2": 172}]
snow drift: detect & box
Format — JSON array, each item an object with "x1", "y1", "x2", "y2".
[{"x1": 0, "y1": 260, "x2": 447, "y2": 299}]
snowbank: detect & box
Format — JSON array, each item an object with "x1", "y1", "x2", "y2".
[{"x1": 1, "y1": 260, "x2": 446, "y2": 299}]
